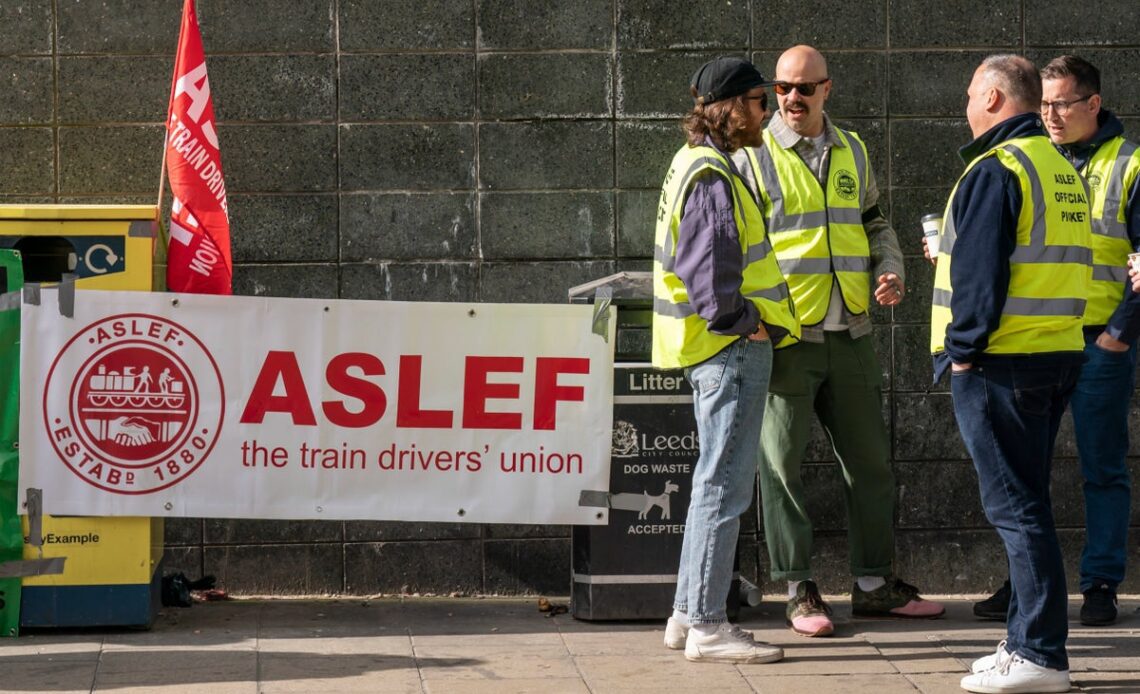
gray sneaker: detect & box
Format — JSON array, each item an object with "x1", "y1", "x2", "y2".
[{"x1": 684, "y1": 622, "x2": 783, "y2": 664}]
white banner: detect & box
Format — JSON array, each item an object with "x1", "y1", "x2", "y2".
[{"x1": 19, "y1": 289, "x2": 615, "y2": 525}]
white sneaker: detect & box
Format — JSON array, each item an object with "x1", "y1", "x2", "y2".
[
  {"x1": 664, "y1": 616, "x2": 688, "y2": 650},
  {"x1": 971, "y1": 639, "x2": 1012, "y2": 673},
  {"x1": 960, "y1": 653, "x2": 1069, "y2": 693},
  {"x1": 684, "y1": 622, "x2": 783, "y2": 664}
]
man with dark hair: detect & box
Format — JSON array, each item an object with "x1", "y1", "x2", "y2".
[
  {"x1": 733, "y1": 44, "x2": 943, "y2": 638},
  {"x1": 973, "y1": 54, "x2": 1140, "y2": 628},
  {"x1": 932, "y1": 54, "x2": 1091, "y2": 693},
  {"x1": 651, "y1": 56, "x2": 799, "y2": 664}
]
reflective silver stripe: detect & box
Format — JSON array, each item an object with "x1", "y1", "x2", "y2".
[
  {"x1": 941, "y1": 206, "x2": 958, "y2": 255},
  {"x1": 653, "y1": 296, "x2": 695, "y2": 318},
  {"x1": 751, "y1": 144, "x2": 784, "y2": 233},
  {"x1": 745, "y1": 284, "x2": 790, "y2": 302},
  {"x1": 1003, "y1": 296, "x2": 1086, "y2": 316},
  {"x1": 659, "y1": 155, "x2": 737, "y2": 272},
  {"x1": 1093, "y1": 263, "x2": 1128, "y2": 283},
  {"x1": 769, "y1": 210, "x2": 827, "y2": 233},
  {"x1": 746, "y1": 240, "x2": 772, "y2": 264},
  {"x1": 1093, "y1": 141, "x2": 1137, "y2": 240},
  {"x1": 1009, "y1": 244, "x2": 1092, "y2": 265},
  {"x1": 1002, "y1": 144, "x2": 1048, "y2": 247},
  {"x1": 933, "y1": 288, "x2": 1083, "y2": 316},
  {"x1": 840, "y1": 128, "x2": 869, "y2": 209},
  {"x1": 827, "y1": 206, "x2": 863, "y2": 225},
  {"x1": 778, "y1": 256, "x2": 832, "y2": 274},
  {"x1": 832, "y1": 255, "x2": 871, "y2": 272}
]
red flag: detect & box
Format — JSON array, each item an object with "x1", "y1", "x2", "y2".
[{"x1": 163, "y1": 0, "x2": 232, "y2": 294}]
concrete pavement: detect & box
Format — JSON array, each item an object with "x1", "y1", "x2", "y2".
[{"x1": 1, "y1": 596, "x2": 1138, "y2": 693}]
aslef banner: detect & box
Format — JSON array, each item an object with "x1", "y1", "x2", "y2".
[{"x1": 19, "y1": 289, "x2": 615, "y2": 525}]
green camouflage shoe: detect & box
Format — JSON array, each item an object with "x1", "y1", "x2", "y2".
[
  {"x1": 852, "y1": 576, "x2": 945, "y2": 618},
  {"x1": 785, "y1": 580, "x2": 834, "y2": 637}
]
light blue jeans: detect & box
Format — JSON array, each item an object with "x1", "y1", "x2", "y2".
[{"x1": 674, "y1": 337, "x2": 772, "y2": 624}]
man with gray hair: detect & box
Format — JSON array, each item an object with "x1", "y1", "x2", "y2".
[{"x1": 930, "y1": 54, "x2": 1091, "y2": 693}]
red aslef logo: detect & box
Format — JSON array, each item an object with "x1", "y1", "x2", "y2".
[{"x1": 43, "y1": 313, "x2": 224, "y2": 494}]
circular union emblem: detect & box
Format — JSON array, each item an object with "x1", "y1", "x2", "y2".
[
  {"x1": 834, "y1": 169, "x2": 858, "y2": 200},
  {"x1": 1086, "y1": 172, "x2": 1102, "y2": 192},
  {"x1": 43, "y1": 313, "x2": 224, "y2": 495}
]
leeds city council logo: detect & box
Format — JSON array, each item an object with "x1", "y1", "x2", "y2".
[
  {"x1": 834, "y1": 169, "x2": 858, "y2": 200},
  {"x1": 43, "y1": 313, "x2": 224, "y2": 494}
]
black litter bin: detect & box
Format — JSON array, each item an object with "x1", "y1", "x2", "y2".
[{"x1": 568, "y1": 272, "x2": 740, "y2": 620}]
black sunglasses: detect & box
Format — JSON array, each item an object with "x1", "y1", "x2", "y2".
[
  {"x1": 742, "y1": 93, "x2": 769, "y2": 110},
  {"x1": 774, "y1": 78, "x2": 830, "y2": 97}
]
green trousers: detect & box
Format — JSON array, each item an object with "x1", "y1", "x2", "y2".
[{"x1": 758, "y1": 331, "x2": 895, "y2": 580}]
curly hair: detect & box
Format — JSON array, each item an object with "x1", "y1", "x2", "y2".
[{"x1": 682, "y1": 92, "x2": 753, "y2": 152}]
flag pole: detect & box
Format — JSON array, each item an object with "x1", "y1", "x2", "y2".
[{"x1": 155, "y1": 125, "x2": 170, "y2": 257}]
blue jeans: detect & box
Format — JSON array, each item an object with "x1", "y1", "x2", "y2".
[
  {"x1": 1070, "y1": 338, "x2": 1135, "y2": 592},
  {"x1": 951, "y1": 360, "x2": 1079, "y2": 671},
  {"x1": 674, "y1": 338, "x2": 772, "y2": 624}
]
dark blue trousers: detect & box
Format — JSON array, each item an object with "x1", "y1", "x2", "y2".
[{"x1": 951, "y1": 360, "x2": 1080, "y2": 671}]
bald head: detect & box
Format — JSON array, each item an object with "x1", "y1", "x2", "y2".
[
  {"x1": 776, "y1": 45, "x2": 828, "y2": 81},
  {"x1": 774, "y1": 45, "x2": 832, "y2": 137}
]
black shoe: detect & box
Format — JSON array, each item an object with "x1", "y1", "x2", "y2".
[
  {"x1": 1081, "y1": 582, "x2": 1118, "y2": 626},
  {"x1": 973, "y1": 579, "x2": 1011, "y2": 621}
]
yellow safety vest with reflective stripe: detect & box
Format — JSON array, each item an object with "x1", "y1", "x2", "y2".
[
  {"x1": 930, "y1": 136, "x2": 1092, "y2": 355},
  {"x1": 743, "y1": 127, "x2": 871, "y2": 325},
  {"x1": 652, "y1": 144, "x2": 800, "y2": 369},
  {"x1": 1081, "y1": 137, "x2": 1140, "y2": 325}
]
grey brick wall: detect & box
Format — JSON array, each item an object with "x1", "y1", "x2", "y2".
[{"x1": 2, "y1": 0, "x2": 1138, "y2": 597}]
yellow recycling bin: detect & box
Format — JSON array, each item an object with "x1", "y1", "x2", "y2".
[{"x1": 0, "y1": 204, "x2": 165, "y2": 628}]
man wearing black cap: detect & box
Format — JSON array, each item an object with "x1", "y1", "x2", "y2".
[{"x1": 651, "y1": 56, "x2": 799, "y2": 663}]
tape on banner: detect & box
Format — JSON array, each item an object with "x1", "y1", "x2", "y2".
[
  {"x1": 129, "y1": 220, "x2": 156, "y2": 238},
  {"x1": 0, "y1": 291, "x2": 19, "y2": 311},
  {"x1": 578, "y1": 490, "x2": 609, "y2": 508},
  {"x1": 58, "y1": 273, "x2": 76, "y2": 318},
  {"x1": 25, "y1": 488, "x2": 43, "y2": 548},
  {"x1": 22, "y1": 283, "x2": 40, "y2": 306},
  {"x1": 577, "y1": 491, "x2": 644, "y2": 513},
  {"x1": 0, "y1": 557, "x2": 66, "y2": 578},
  {"x1": 591, "y1": 286, "x2": 612, "y2": 341}
]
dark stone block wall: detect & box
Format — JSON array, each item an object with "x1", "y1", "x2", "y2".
[{"x1": 3, "y1": 1, "x2": 1138, "y2": 597}]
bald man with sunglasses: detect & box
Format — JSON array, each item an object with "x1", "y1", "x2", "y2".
[{"x1": 733, "y1": 45, "x2": 943, "y2": 638}]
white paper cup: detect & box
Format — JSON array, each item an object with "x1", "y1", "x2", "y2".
[
  {"x1": 921, "y1": 213, "x2": 942, "y2": 257},
  {"x1": 1129, "y1": 252, "x2": 1140, "y2": 270}
]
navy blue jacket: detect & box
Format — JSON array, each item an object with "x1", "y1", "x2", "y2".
[{"x1": 932, "y1": 112, "x2": 1085, "y2": 382}]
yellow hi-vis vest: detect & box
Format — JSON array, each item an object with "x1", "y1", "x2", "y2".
[
  {"x1": 1081, "y1": 137, "x2": 1140, "y2": 325},
  {"x1": 652, "y1": 144, "x2": 800, "y2": 369},
  {"x1": 742, "y1": 127, "x2": 871, "y2": 325},
  {"x1": 930, "y1": 135, "x2": 1093, "y2": 356}
]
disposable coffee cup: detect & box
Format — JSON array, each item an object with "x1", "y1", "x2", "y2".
[
  {"x1": 921, "y1": 213, "x2": 942, "y2": 257},
  {"x1": 1129, "y1": 252, "x2": 1140, "y2": 270}
]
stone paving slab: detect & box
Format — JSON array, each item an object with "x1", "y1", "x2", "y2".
[{"x1": 1, "y1": 596, "x2": 1137, "y2": 693}]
